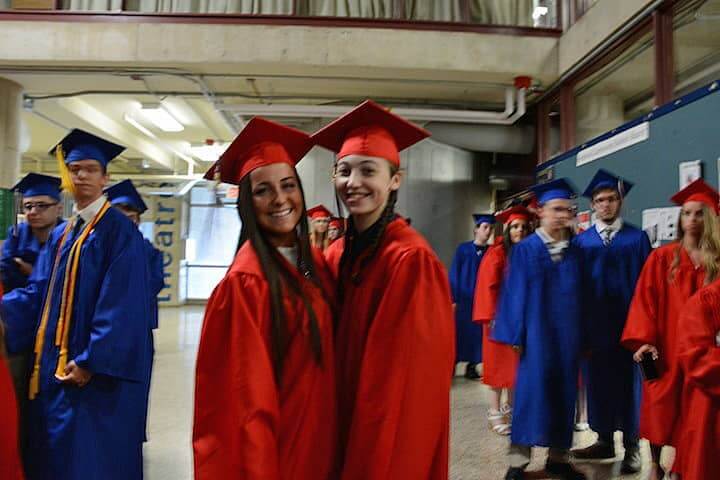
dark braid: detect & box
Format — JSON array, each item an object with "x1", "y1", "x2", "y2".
[
  {"x1": 236, "y1": 174, "x2": 324, "y2": 382},
  {"x1": 338, "y1": 189, "x2": 399, "y2": 301}
]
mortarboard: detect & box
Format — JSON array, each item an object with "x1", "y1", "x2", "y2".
[
  {"x1": 50, "y1": 129, "x2": 125, "y2": 167},
  {"x1": 496, "y1": 205, "x2": 532, "y2": 225},
  {"x1": 670, "y1": 178, "x2": 719, "y2": 214},
  {"x1": 311, "y1": 100, "x2": 430, "y2": 167},
  {"x1": 104, "y1": 179, "x2": 148, "y2": 214},
  {"x1": 582, "y1": 169, "x2": 634, "y2": 199},
  {"x1": 12, "y1": 173, "x2": 62, "y2": 201},
  {"x1": 204, "y1": 117, "x2": 313, "y2": 185},
  {"x1": 329, "y1": 217, "x2": 344, "y2": 229},
  {"x1": 307, "y1": 205, "x2": 332, "y2": 220},
  {"x1": 472, "y1": 213, "x2": 496, "y2": 226},
  {"x1": 531, "y1": 178, "x2": 577, "y2": 205}
]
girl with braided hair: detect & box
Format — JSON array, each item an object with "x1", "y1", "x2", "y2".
[
  {"x1": 193, "y1": 118, "x2": 338, "y2": 480},
  {"x1": 314, "y1": 100, "x2": 455, "y2": 480}
]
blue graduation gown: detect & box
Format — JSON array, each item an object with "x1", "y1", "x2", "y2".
[
  {"x1": 1, "y1": 221, "x2": 65, "y2": 292},
  {"x1": 573, "y1": 224, "x2": 651, "y2": 440},
  {"x1": 493, "y1": 233, "x2": 583, "y2": 449},
  {"x1": 449, "y1": 241, "x2": 484, "y2": 364},
  {"x1": 1, "y1": 207, "x2": 151, "y2": 480},
  {"x1": 143, "y1": 239, "x2": 164, "y2": 441}
]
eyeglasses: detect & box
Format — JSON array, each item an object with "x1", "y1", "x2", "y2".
[{"x1": 23, "y1": 201, "x2": 59, "y2": 213}]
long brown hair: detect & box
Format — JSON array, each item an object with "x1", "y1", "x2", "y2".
[
  {"x1": 236, "y1": 172, "x2": 324, "y2": 381},
  {"x1": 700, "y1": 209, "x2": 720, "y2": 284},
  {"x1": 670, "y1": 205, "x2": 716, "y2": 282},
  {"x1": 337, "y1": 164, "x2": 399, "y2": 299}
]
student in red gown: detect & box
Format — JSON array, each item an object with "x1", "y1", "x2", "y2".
[
  {"x1": 674, "y1": 213, "x2": 720, "y2": 480},
  {"x1": 328, "y1": 217, "x2": 344, "y2": 245},
  {"x1": 193, "y1": 118, "x2": 338, "y2": 480},
  {"x1": 1, "y1": 287, "x2": 25, "y2": 480},
  {"x1": 313, "y1": 100, "x2": 455, "y2": 480},
  {"x1": 308, "y1": 204, "x2": 332, "y2": 250},
  {"x1": 621, "y1": 179, "x2": 719, "y2": 480},
  {"x1": 473, "y1": 205, "x2": 532, "y2": 436}
]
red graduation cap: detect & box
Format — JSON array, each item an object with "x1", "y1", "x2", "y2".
[
  {"x1": 311, "y1": 100, "x2": 430, "y2": 167},
  {"x1": 204, "y1": 117, "x2": 313, "y2": 185},
  {"x1": 496, "y1": 205, "x2": 532, "y2": 225},
  {"x1": 670, "y1": 178, "x2": 719, "y2": 214},
  {"x1": 307, "y1": 205, "x2": 332, "y2": 220},
  {"x1": 329, "y1": 217, "x2": 344, "y2": 229}
]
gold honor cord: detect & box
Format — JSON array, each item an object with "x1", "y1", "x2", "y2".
[
  {"x1": 55, "y1": 147, "x2": 76, "y2": 196},
  {"x1": 28, "y1": 201, "x2": 111, "y2": 399}
]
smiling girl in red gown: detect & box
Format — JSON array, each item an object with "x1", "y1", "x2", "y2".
[
  {"x1": 314, "y1": 100, "x2": 455, "y2": 480},
  {"x1": 473, "y1": 205, "x2": 532, "y2": 436},
  {"x1": 193, "y1": 118, "x2": 338, "y2": 480},
  {"x1": 622, "y1": 179, "x2": 719, "y2": 480}
]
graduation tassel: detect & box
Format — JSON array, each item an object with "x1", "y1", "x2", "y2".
[{"x1": 55, "y1": 146, "x2": 76, "y2": 196}]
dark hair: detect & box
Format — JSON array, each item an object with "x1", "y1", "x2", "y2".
[
  {"x1": 337, "y1": 164, "x2": 399, "y2": 299},
  {"x1": 236, "y1": 172, "x2": 324, "y2": 381}
]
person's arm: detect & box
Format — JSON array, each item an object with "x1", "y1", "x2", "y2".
[
  {"x1": 448, "y1": 246, "x2": 461, "y2": 303},
  {"x1": 621, "y1": 249, "x2": 661, "y2": 356},
  {"x1": 340, "y1": 249, "x2": 454, "y2": 480},
  {"x1": 147, "y1": 242, "x2": 165, "y2": 297},
  {"x1": 71, "y1": 227, "x2": 150, "y2": 382},
  {"x1": 472, "y1": 246, "x2": 503, "y2": 324},
  {"x1": 193, "y1": 273, "x2": 280, "y2": 480},
  {"x1": 491, "y1": 243, "x2": 528, "y2": 349},
  {"x1": 0, "y1": 226, "x2": 24, "y2": 292},
  {"x1": 678, "y1": 291, "x2": 720, "y2": 398}
]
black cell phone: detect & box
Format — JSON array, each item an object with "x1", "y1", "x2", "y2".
[{"x1": 640, "y1": 352, "x2": 660, "y2": 381}]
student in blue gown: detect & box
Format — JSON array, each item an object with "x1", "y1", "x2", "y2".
[
  {"x1": 105, "y1": 179, "x2": 165, "y2": 442},
  {"x1": 494, "y1": 178, "x2": 587, "y2": 480},
  {"x1": 449, "y1": 213, "x2": 494, "y2": 379},
  {"x1": 1, "y1": 174, "x2": 65, "y2": 292},
  {"x1": 0, "y1": 129, "x2": 152, "y2": 480},
  {"x1": 571, "y1": 170, "x2": 651, "y2": 473}
]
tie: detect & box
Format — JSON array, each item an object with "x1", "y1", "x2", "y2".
[
  {"x1": 72, "y1": 216, "x2": 85, "y2": 238},
  {"x1": 602, "y1": 228, "x2": 613, "y2": 246}
]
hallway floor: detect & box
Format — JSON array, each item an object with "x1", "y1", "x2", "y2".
[{"x1": 144, "y1": 306, "x2": 670, "y2": 480}]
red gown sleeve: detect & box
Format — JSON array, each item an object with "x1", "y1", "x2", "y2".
[
  {"x1": 678, "y1": 288, "x2": 720, "y2": 398},
  {"x1": 622, "y1": 248, "x2": 662, "y2": 352},
  {"x1": 193, "y1": 273, "x2": 280, "y2": 480},
  {"x1": 472, "y1": 246, "x2": 505, "y2": 324},
  {"x1": 324, "y1": 238, "x2": 344, "y2": 279},
  {"x1": 0, "y1": 356, "x2": 24, "y2": 480},
  {"x1": 341, "y1": 249, "x2": 454, "y2": 480}
]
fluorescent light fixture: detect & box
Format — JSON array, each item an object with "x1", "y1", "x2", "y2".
[
  {"x1": 140, "y1": 103, "x2": 185, "y2": 132},
  {"x1": 124, "y1": 113, "x2": 156, "y2": 138},
  {"x1": 124, "y1": 112, "x2": 195, "y2": 164},
  {"x1": 190, "y1": 143, "x2": 229, "y2": 162},
  {"x1": 532, "y1": 6, "x2": 548, "y2": 20}
]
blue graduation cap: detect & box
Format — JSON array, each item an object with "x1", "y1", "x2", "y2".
[
  {"x1": 50, "y1": 129, "x2": 125, "y2": 168},
  {"x1": 12, "y1": 173, "x2": 62, "y2": 201},
  {"x1": 472, "y1": 213, "x2": 496, "y2": 226},
  {"x1": 582, "y1": 169, "x2": 634, "y2": 199},
  {"x1": 531, "y1": 178, "x2": 577, "y2": 205},
  {"x1": 104, "y1": 179, "x2": 148, "y2": 214}
]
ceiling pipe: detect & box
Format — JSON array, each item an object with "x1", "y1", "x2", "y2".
[
  {"x1": 218, "y1": 87, "x2": 527, "y2": 125},
  {"x1": 424, "y1": 122, "x2": 535, "y2": 154}
]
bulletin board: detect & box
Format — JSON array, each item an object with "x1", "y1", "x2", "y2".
[{"x1": 538, "y1": 80, "x2": 720, "y2": 243}]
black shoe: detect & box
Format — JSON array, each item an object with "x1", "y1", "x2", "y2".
[
  {"x1": 545, "y1": 461, "x2": 587, "y2": 480},
  {"x1": 620, "y1": 447, "x2": 641, "y2": 474},
  {"x1": 464, "y1": 363, "x2": 481, "y2": 380},
  {"x1": 504, "y1": 467, "x2": 526, "y2": 480},
  {"x1": 572, "y1": 441, "x2": 616, "y2": 460}
]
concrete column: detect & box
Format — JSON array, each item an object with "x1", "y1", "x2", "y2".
[{"x1": 0, "y1": 77, "x2": 23, "y2": 189}]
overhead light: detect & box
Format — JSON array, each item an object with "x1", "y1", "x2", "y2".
[
  {"x1": 532, "y1": 6, "x2": 549, "y2": 20},
  {"x1": 140, "y1": 103, "x2": 185, "y2": 132},
  {"x1": 124, "y1": 113, "x2": 156, "y2": 138},
  {"x1": 190, "y1": 142, "x2": 229, "y2": 162}
]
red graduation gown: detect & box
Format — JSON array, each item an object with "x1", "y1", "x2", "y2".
[
  {"x1": 621, "y1": 243, "x2": 705, "y2": 446},
  {"x1": 0, "y1": 355, "x2": 24, "y2": 480},
  {"x1": 472, "y1": 244, "x2": 518, "y2": 389},
  {"x1": 331, "y1": 218, "x2": 454, "y2": 480},
  {"x1": 675, "y1": 280, "x2": 720, "y2": 480},
  {"x1": 193, "y1": 243, "x2": 338, "y2": 480}
]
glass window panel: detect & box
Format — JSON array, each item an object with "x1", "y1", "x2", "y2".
[
  {"x1": 673, "y1": 1, "x2": 720, "y2": 98},
  {"x1": 186, "y1": 266, "x2": 228, "y2": 300},
  {"x1": 187, "y1": 205, "x2": 240, "y2": 266}
]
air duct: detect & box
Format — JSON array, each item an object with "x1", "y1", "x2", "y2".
[{"x1": 424, "y1": 123, "x2": 535, "y2": 154}]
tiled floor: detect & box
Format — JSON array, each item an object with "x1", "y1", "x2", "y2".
[{"x1": 144, "y1": 306, "x2": 669, "y2": 480}]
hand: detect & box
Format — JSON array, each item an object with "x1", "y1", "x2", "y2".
[
  {"x1": 56, "y1": 361, "x2": 93, "y2": 387},
  {"x1": 512, "y1": 345, "x2": 523, "y2": 355},
  {"x1": 633, "y1": 344, "x2": 658, "y2": 363},
  {"x1": 14, "y1": 257, "x2": 33, "y2": 276}
]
